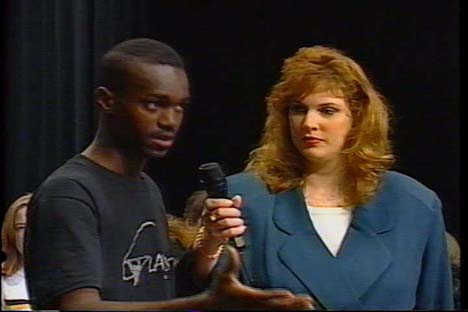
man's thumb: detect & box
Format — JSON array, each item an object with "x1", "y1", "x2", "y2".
[{"x1": 216, "y1": 244, "x2": 241, "y2": 279}]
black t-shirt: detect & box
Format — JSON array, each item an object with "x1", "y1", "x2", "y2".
[{"x1": 24, "y1": 155, "x2": 177, "y2": 308}]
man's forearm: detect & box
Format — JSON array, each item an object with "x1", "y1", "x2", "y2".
[{"x1": 190, "y1": 227, "x2": 227, "y2": 282}]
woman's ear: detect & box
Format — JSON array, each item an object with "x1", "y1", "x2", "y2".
[{"x1": 94, "y1": 86, "x2": 115, "y2": 113}]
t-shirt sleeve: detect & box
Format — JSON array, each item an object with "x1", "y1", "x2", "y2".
[{"x1": 25, "y1": 179, "x2": 102, "y2": 308}]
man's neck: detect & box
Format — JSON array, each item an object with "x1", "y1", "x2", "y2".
[{"x1": 81, "y1": 140, "x2": 146, "y2": 178}]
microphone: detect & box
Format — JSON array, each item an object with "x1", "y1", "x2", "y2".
[{"x1": 198, "y1": 162, "x2": 245, "y2": 250}]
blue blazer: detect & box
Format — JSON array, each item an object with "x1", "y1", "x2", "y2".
[{"x1": 227, "y1": 171, "x2": 454, "y2": 310}]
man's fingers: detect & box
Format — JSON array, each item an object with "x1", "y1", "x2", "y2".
[
  {"x1": 235, "y1": 286, "x2": 314, "y2": 308},
  {"x1": 205, "y1": 198, "x2": 234, "y2": 210},
  {"x1": 287, "y1": 294, "x2": 315, "y2": 310},
  {"x1": 261, "y1": 296, "x2": 315, "y2": 310},
  {"x1": 205, "y1": 195, "x2": 243, "y2": 211},
  {"x1": 251, "y1": 291, "x2": 314, "y2": 310},
  {"x1": 210, "y1": 207, "x2": 242, "y2": 220},
  {"x1": 241, "y1": 287, "x2": 293, "y2": 300},
  {"x1": 207, "y1": 226, "x2": 246, "y2": 241},
  {"x1": 219, "y1": 225, "x2": 246, "y2": 238},
  {"x1": 216, "y1": 217, "x2": 244, "y2": 228}
]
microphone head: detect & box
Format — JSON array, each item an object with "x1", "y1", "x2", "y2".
[{"x1": 198, "y1": 162, "x2": 227, "y2": 198}]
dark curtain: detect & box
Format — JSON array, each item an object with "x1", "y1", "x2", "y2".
[
  {"x1": 4, "y1": 1, "x2": 460, "y2": 242},
  {"x1": 4, "y1": 0, "x2": 153, "y2": 206},
  {"x1": 5, "y1": 0, "x2": 94, "y2": 205}
]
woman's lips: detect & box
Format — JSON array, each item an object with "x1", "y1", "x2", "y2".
[{"x1": 302, "y1": 137, "x2": 324, "y2": 147}]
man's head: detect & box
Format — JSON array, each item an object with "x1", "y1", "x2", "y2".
[{"x1": 95, "y1": 38, "x2": 190, "y2": 158}]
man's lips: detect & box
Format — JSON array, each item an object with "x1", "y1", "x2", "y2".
[{"x1": 148, "y1": 135, "x2": 175, "y2": 149}]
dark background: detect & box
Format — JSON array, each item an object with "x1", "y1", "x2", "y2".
[{"x1": 3, "y1": 1, "x2": 459, "y2": 244}]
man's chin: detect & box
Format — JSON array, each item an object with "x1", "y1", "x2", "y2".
[{"x1": 143, "y1": 147, "x2": 170, "y2": 158}]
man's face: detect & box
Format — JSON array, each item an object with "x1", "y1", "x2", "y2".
[{"x1": 112, "y1": 63, "x2": 190, "y2": 158}]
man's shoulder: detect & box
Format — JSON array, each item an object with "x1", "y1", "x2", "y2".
[
  {"x1": 141, "y1": 171, "x2": 162, "y2": 191},
  {"x1": 34, "y1": 155, "x2": 101, "y2": 200}
]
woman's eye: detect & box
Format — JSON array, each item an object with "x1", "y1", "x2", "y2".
[
  {"x1": 320, "y1": 107, "x2": 338, "y2": 115},
  {"x1": 288, "y1": 103, "x2": 307, "y2": 114}
]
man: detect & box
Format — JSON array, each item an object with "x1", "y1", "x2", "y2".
[{"x1": 24, "y1": 38, "x2": 313, "y2": 310}]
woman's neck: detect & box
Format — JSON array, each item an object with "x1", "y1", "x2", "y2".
[{"x1": 302, "y1": 162, "x2": 353, "y2": 207}]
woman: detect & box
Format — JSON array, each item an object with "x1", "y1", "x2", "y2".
[
  {"x1": 2, "y1": 194, "x2": 33, "y2": 311},
  {"x1": 193, "y1": 46, "x2": 454, "y2": 310}
]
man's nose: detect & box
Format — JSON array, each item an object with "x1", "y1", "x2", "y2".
[{"x1": 157, "y1": 108, "x2": 179, "y2": 130}]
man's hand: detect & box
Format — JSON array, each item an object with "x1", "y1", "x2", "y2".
[
  {"x1": 204, "y1": 244, "x2": 315, "y2": 310},
  {"x1": 202, "y1": 195, "x2": 246, "y2": 252}
]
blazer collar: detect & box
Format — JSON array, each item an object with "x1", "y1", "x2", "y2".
[
  {"x1": 273, "y1": 188, "x2": 394, "y2": 310},
  {"x1": 273, "y1": 187, "x2": 394, "y2": 235}
]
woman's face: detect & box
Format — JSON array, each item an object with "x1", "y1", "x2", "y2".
[
  {"x1": 14, "y1": 206, "x2": 27, "y2": 255},
  {"x1": 288, "y1": 91, "x2": 352, "y2": 167}
]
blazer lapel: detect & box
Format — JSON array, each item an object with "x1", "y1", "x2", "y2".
[{"x1": 273, "y1": 188, "x2": 393, "y2": 310}]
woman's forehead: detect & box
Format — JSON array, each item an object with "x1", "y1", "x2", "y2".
[{"x1": 14, "y1": 206, "x2": 27, "y2": 223}]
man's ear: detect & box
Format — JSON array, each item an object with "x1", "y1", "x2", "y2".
[{"x1": 94, "y1": 86, "x2": 115, "y2": 113}]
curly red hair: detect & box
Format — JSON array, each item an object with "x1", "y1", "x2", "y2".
[{"x1": 246, "y1": 46, "x2": 394, "y2": 206}]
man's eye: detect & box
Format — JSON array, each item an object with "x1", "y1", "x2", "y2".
[
  {"x1": 174, "y1": 105, "x2": 185, "y2": 113},
  {"x1": 143, "y1": 101, "x2": 161, "y2": 111}
]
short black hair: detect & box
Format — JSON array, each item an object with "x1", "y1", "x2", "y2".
[{"x1": 96, "y1": 38, "x2": 185, "y2": 92}]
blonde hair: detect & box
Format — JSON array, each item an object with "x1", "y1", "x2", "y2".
[
  {"x1": 246, "y1": 46, "x2": 395, "y2": 206},
  {"x1": 166, "y1": 214, "x2": 200, "y2": 250},
  {"x1": 167, "y1": 191, "x2": 208, "y2": 250},
  {"x1": 183, "y1": 190, "x2": 207, "y2": 226},
  {"x1": 2, "y1": 193, "x2": 32, "y2": 276},
  {"x1": 446, "y1": 232, "x2": 460, "y2": 267}
]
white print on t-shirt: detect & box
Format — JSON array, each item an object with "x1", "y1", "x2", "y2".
[{"x1": 122, "y1": 221, "x2": 178, "y2": 286}]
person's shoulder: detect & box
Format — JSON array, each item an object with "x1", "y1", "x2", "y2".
[
  {"x1": 382, "y1": 171, "x2": 435, "y2": 196},
  {"x1": 381, "y1": 171, "x2": 440, "y2": 210},
  {"x1": 45, "y1": 154, "x2": 99, "y2": 179},
  {"x1": 227, "y1": 172, "x2": 268, "y2": 191},
  {"x1": 226, "y1": 172, "x2": 274, "y2": 203},
  {"x1": 34, "y1": 155, "x2": 98, "y2": 200},
  {"x1": 141, "y1": 172, "x2": 162, "y2": 193}
]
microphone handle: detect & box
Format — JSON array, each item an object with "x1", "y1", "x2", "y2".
[
  {"x1": 207, "y1": 191, "x2": 250, "y2": 281},
  {"x1": 215, "y1": 194, "x2": 249, "y2": 283},
  {"x1": 198, "y1": 162, "x2": 250, "y2": 284},
  {"x1": 207, "y1": 190, "x2": 246, "y2": 250},
  {"x1": 231, "y1": 235, "x2": 246, "y2": 250},
  {"x1": 203, "y1": 176, "x2": 245, "y2": 250}
]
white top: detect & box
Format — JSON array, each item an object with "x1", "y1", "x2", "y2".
[
  {"x1": 1, "y1": 267, "x2": 30, "y2": 305},
  {"x1": 306, "y1": 206, "x2": 353, "y2": 257}
]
